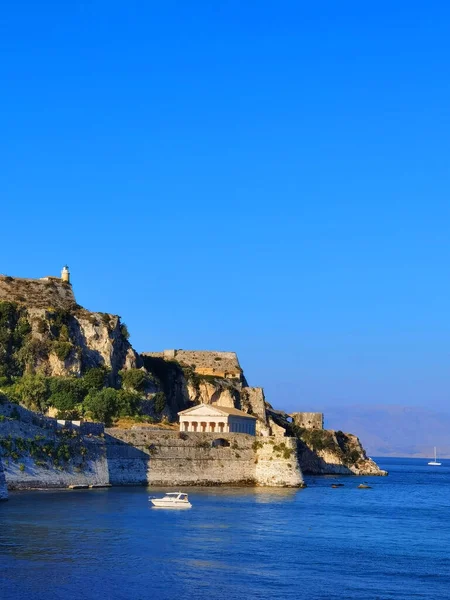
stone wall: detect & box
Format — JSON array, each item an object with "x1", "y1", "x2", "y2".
[
  {"x1": 0, "y1": 275, "x2": 76, "y2": 310},
  {"x1": 105, "y1": 429, "x2": 304, "y2": 487},
  {"x1": 291, "y1": 412, "x2": 324, "y2": 430},
  {"x1": 143, "y1": 350, "x2": 242, "y2": 379}
]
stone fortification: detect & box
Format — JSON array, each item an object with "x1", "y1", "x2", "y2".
[
  {"x1": 291, "y1": 412, "x2": 324, "y2": 430},
  {"x1": 0, "y1": 275, "x2": 76, "y2": 310},
  {"x1": 0, "y1": 402, "x2": 303, "y2": 490},
  {"x1": 143, "y1": 350, "x2": 243, "y2": 379},
  {"x1": 0, "y1": 402, "x2": 109, "y2": 490},
  {"x1": 105, "y1": 429, "x2": 303, "y2": 487}
]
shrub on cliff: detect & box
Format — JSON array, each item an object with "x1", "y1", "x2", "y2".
[
  {"x1": 116, "y1": 389, "x2": 141, "y2": 417},
  {"x1": 120, "y1": 323, "x2": 130, "y2": 340},
  {"x1": 48, "y1": 377, "x2": 86, "y2": 418},
  {"x1": 52, "y1": 341, "x2": 73, "y2": 362},
  {"x1": 82, "y1": 387, "x2": 140, "y2": 425},
  {"x1": 82, "y1": 366, "x2": 110, "y2": 391},
  {"x1": 49, "y1": 377, "x2": 85, "y2": 402},
  {"x1": 9, "y1": 374, "x2": 49, "y2": 412},
  {"x1": 0, "y1": 302, "x2": 33, "y2": 379},
  {"x1": 83, "y1": 388, "x2": 119, "y2": 425},
  {"x1": 119, "y1": 368, "x2": 150, "y2": 392},
  {"x1": 153, "y1": 392, "x2": 166, "y2": 414}
]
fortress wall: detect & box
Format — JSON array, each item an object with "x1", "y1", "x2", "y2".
[
  {"x1": 255, "y1": 437, "x2": 303, "y2": 487},
  {"x1": 105, "y1": 429, "x2": 304, "y2": 487},
  {"x1": 0, "y1": 276, "x2": 76, "y2": 310},
  {"x1": 142, "y1": 350, "x2": 242, "y2": 377},
  {"x1": 291, "y1": 412, "x2": 324, "y2": 430},
  {"x1": 0, "y1": 403, "x2": 109, "y2": 490}
]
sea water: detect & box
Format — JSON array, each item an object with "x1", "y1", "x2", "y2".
[{"x1": 0, "y1": 458, "x2": 449, "y2": 600}]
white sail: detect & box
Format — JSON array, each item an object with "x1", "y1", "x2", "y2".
[{"x1": 428, "y1": 446, "x2": 441, "y2": 466}]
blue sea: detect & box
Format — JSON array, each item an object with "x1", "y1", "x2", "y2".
[{"x1": 1, "y1": 457, "x2": 449, "y2": 600}]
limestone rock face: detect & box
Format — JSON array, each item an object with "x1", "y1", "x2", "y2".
[
  {"x1": 296, "y1": 431, "x2": 388, "y2": 476},
  {"x1": 187, "y1": 380, "x2": 238, "y2": 408},
  {"x1": 73, "y1": 311, "x2": 139, "y2": 376},
  {"x1": 5, "y1": 305, "x2": 140, "y2": 380},
  {"x1": 240, "y1": 387, "x2": 267, "y2": 421}
]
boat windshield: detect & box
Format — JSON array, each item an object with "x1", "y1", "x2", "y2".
[{"x1": 162, "y1": 493, "x2": 188, "y2": 499}]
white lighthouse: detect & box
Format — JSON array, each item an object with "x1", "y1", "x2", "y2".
[{"x1": 61, "y1": 265, "x2": 70, "y2": 283}]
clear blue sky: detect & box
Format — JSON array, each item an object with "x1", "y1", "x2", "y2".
[{"x1": 2, "y1": 1, "x2": 450, "y2": 412}]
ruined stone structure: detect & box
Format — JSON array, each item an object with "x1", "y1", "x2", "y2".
[
  {"x1": 291, "y1": 412, "x2": 324, "y2": 430},
  {"x1": 143, "y1": 350, "x2": 243, "y2": 380}
]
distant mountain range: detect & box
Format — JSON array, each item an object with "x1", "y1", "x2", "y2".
[{"x1": 322, "y1": 405, "x2": 450, "y2": 458}]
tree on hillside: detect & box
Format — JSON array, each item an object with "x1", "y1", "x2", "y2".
[
  {"x1": 10, "y1": 374, "x2": 49, "y2": 412},
  {"x1": 82, "y1": 388, "x2": 119, "y2": 425},
  {"x1": 83, "y1": 366, "x2": 110, "y2": 391}
]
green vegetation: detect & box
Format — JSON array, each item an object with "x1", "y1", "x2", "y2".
[
  {"x1": 52, "y1": 341, "x2": 73, "y2": 361},
  {"x1": 82, "y1": 366, "x2": 110, "y2": 391},
  {"x1": 0, "y1": 301, "x2": 32, "y2": 380},
  {"x1": 0, "y1": 429, "x2": 92, "y2": 471},
  {"x1": 119, "y1": 368, "x2": 152, "y2": 392},
  {"x1": 120, "y1": 323, "x2": 130, "y2": 340},
  {"x1": 290, "y1": 425, "x2": 363, "y2": 467},
  {"x1": 272, "y1": 442, "x2": 293, "y2": 459},
  {"x1": 0, "y1": 303, "x2": 169, "y2": 426},
  {"x1": 1, "y1": 367, "x2": 144, "y2": 424},
  {"x1": 153, "y1": 392, "x2": 166, "y2": 414},
  {"x1": 81, "y1": 388, "x2": 140, "y2": 426}
]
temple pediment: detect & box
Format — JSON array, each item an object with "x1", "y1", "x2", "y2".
[{"x1": 178, "y1": 404, "x2": 227, "y2": 418}]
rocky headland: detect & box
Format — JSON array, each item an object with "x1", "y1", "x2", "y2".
[{"x1": 0, "y1": 269, "x2": 386, "y2": 498}]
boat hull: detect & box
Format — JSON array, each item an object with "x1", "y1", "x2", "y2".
[{"x1": 150, "y1": 500, "x2": 192, "y2": 509}]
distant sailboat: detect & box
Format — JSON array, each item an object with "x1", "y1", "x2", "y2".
[{"x1": 428, "y1": 447, "x2": 441, "y2": 466}]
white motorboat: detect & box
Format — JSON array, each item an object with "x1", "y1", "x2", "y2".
[
  {"x1": 428, "y1": 447, "x2": 441, "y2": 466},
  {"x1": 150, "y1": 492, "x2": 192, "y2": 508}
]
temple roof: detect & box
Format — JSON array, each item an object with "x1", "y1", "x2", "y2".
[{"x1": 178, "y1": 403, "x2": 256, "y2": 419}]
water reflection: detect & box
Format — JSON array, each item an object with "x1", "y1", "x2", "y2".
[{"x1": 2, "y1": 463, "x2": 450, "y2": 600}]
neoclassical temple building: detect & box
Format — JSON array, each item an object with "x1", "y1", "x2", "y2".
[{"x1": 178, "y1": 404, "x2": 256, "y2": 435}]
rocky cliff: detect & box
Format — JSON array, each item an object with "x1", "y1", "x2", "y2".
[
  {"x1": 0, "y1": 301, "x2": 139, "y2": 384},
  {"x1": 295, "y1": 430, "x2": 387, "y2": 476}
]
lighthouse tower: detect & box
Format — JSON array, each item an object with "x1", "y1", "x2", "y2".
[{"x1": 61, "y1": 265, "x2": 70, "y2": 283}]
